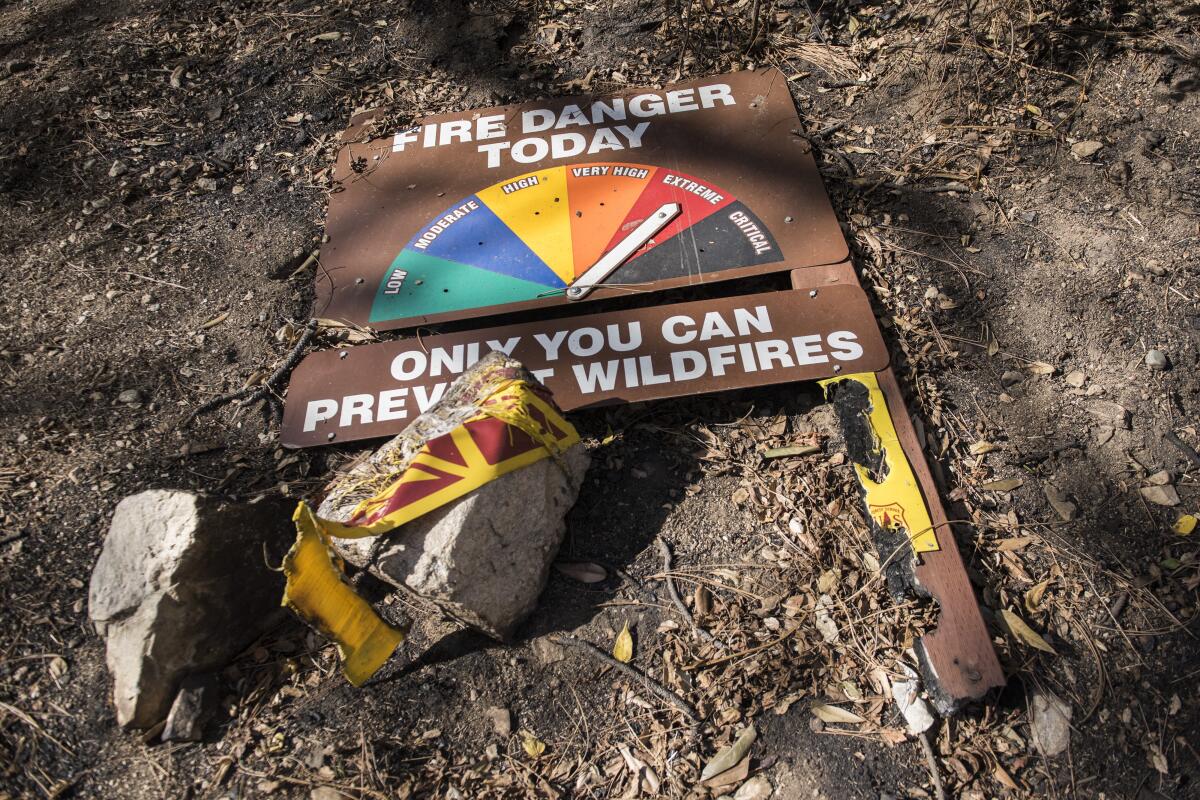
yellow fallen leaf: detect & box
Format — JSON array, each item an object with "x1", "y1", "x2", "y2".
[
  {"x1": 811, "y1": 703, "x2": 866, "y2": 724},
  {"x1": 999, "y1": 608, "x2": 1056, "y2": 654},
  {"x1": 613, "y1": 622, "x2": 633, "y2": 663},
  {"x1": 521, "y1": 731, "x2": 545, "y2": 758},
  {"x1": 980, "y1": 477, "x2": 1024, "y2": 491},
  {"x1": 1024, "y1": 580, "x2": 1051, "y2": 614},
  {"x1": 1173, "y1": 514, "x2": 1196, "y2": 536},
  {"x1": 970, "y1": 441, "x2": 1000, "y2": 455}
]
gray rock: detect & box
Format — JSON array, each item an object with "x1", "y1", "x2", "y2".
[
  {"x1": 1000, "y1": 370, "x2": 1024, "y2": 389},
  {"x1": 734, "y1": 777, "x2": 773, "y2": 800},
  {"x1": 1029, "y1": 690, "x2": 1072, "y2": 756},
  {"x1": 1087, "y1": 401, "x2": 1130, "y2": 429},
  {"x1": 89, "y1": 490, "x2": 291, "y2": 727},
  {"x1": 117, "y1": 388, "x2": 143, "y2": 404},
  {"x1": 320, "y1": 352, "x2": 589, "y2": 641},
  {"x1": 1043, "y1": 485, "x2": 1077, "y2": 522},
  {"x1": 1064, "y1": 370, "x2": 1086, "y2": 388},
  {"x1": 1146, "y1": 349, "x2": 1169, "y2": 371},
  {"x1": 161, "y1": 673, "x2": 220, "y2": 742},
  {"x1": 485, "y1": 706, "x2": 512, "y2": 737},
  {"x1": 1140, "y1": 484, "x2": 1180, "y2": 507}
]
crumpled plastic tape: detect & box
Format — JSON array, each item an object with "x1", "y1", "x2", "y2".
[{"x1": 282, "y1": 378, "x2": 580, "y2": 684}]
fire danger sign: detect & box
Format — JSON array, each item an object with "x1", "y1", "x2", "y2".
[
  {"x1": 283, "y1": 283, "x2": 887, "y2": 448},
  {"x1": 316, "y1": 68, "x2": 847, "y2": 331}
]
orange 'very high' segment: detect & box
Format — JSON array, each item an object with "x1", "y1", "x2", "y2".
[{"x1": 566, "y1": 163, "x2": 656, "y2": 279}]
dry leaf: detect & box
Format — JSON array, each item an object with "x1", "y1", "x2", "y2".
[
  {"x1": 980, "y1": 477, "x2": 1024, "y2": 491},
  {"x1": 1024, "y1": 580, "x2": 1051, "y2": 613},
  {"x1": 811, "y1": 703, "x2": 866, "y2": 724},
  {"x1": 996, "y1": 536, "x2": 1034, "y2": 552},
  {"x1": 994, "y1": 763, "x2": 1019, "y2": 790},
  {"x1": 999, "y1": 608, "x2": 1056, "y2": 654},
  {"x1": 613, "y1": 622, "x2": 633, "y2": 663},
  {"x1": 1027, "y1": 361, "x2": 1055, "y2": 375},
  {"x1": 970, "y1": 441, "x2": 1000, "y2": 455},
  {"x1": 521, "y1": 731, "x2": 546, "y2": 758},
  {"x1": 200, "y1": 310, "x2": 229, "y2": 330},
  {"x1": 1173, "y1": 514, "x2": 1196, "y2": 536},
  {"x1": 555, "y1": 562, "x2": 606, "y2": 583},
  {"x1": 700, "y1": 725, "x2": 756, "y2": 780}
]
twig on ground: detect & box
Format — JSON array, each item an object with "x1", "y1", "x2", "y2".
[
  {"x1": 919, "y1": 730, "x2": 947, "y2": 800},
  {"x1": 549, "y1": 633, "x2": 699, "y2": 723},
  {"x1": 183, "y1": 319, "x2": 319, "y2": 427},
  {"x1": 1166, "y1": 429, "x2": 1200, "y2": 470},
  {"x1": 656, "y1": 539, "x2": 716, "y2": 645}
]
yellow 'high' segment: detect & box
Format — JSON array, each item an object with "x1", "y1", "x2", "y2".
[
  {"x1": 819, "y1": 372, "x2": 941, "y2": 554},
  {"x1": 477, "y1": 167, "x2": 576, "y2": 284}
]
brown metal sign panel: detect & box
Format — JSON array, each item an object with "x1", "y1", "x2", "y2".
[
  {"x1": 283, "y1": 283, "x2": 885, "y2": 448},
  {"x1": 316, "y1": 68, "x2": 848, "y2": 331}
]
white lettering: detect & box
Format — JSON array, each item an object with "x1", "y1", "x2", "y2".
[
  {"x1": 573, "y1": 360, "x2": 619, "y2": 393},
  {"x1": 377, "y1": 388, "x2": 408, "y2": 422},
  {"x1": 303, "y1": 399, "x2": 337, "y2": 432}
]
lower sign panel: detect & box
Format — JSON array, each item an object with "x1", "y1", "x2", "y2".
[{"x1": 282, "y1": 283, "x2": 888, "y2": 448}]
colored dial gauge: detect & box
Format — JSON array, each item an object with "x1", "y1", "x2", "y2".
[{"x1": 370, "y1": 162, "x2": 782, "y2": 325}]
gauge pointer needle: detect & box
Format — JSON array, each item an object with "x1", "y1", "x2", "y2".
[{"x1": 565, "y1": 202, "x2": 682, "y2": 301}]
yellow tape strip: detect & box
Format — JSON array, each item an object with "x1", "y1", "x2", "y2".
[
  {"x1": 820, "y1": 372, "x2": 940, "y2": 554},
  {"x1": 281, "y1": 378, "x2": 579, "y2": 685},
  {"x1": 283, "y1": 503, "x2": 406, "y2": 685},
  {"x1": 322, "y1": 380, "x2": 580, "y2": 539}
]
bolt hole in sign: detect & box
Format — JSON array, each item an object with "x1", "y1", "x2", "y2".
[{"x1": 315, "y1": 68, "x2": 849, "y2": 330}]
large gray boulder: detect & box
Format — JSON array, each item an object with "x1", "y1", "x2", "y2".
[
  {"x1": 319, "y1": 352, "x2": 589, "y2": 640},
  {"x1": 89, "y1": 491, "x2": 291, "y2": 727}
]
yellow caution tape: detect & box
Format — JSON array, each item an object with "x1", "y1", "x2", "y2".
[
  {"x1": 820, "y1": 372, "x2": 940, "y2": 554},
  {"x1": 283, "y1": 503, "x2": 406, "y2": 685},
  {"x1": 321, "y1": 379, "x2": 579, "y2": 538},
  {"x1": 281, "y1": 377, "x2": 580, "y2": 684}
]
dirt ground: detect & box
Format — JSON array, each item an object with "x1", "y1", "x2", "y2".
[{"x1": 2, "y1": 0, "x2": 1199, "y2": 798}]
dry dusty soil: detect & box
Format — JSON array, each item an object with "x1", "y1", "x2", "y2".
[{"x1": 1, "y1": 0, "x2": 1199, "y2": 798}]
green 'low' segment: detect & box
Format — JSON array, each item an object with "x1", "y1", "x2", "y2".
[{"x1": 369, "y1": 250, "x2": 557, "y2": 324}]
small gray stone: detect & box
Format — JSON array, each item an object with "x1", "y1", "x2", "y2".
[
  {"x1": 310, "y1": 788, "x2": 348, "y2": 800},
  {"x1": 1070, "y1": 140, "x2": 1103, "y2": 159},
  {"x1": 532, "y1": 636, "x2": 566, "y2": 665},
  {"x1": 1001, "y1": 370, "x2": 1024, "y2": 389},
  {"x1": 161, "y1": 673, "x2": 220, "y2": 742},
  {"x1": 485, "y1": 706, "x2": 512, "y2": 737},
  {"x1": 1064, "y1": 370, "x2": 1086, "y2": 388},
  {"x1": 1029, "y1": 690, "x2": 1072, "y2": 756},
  {"x1": 1043, "y1": 485, "x2": 1077, "y2": 522},
  {"x1": 1140, "y1": 484, "x2": 1180, "y2": 507},
  {"x1": 117, "y1": 388, "x2": 143, "y2": 404},
  {"x1": 734, "y1": 776, "x2": 773, "y2": 800},
  {"x1": 1146, "y1": 349, "x2": 1168, "y2": 371},
  {"x1": 89, "y1": 491, "x2": 291, "y2": 727},
  {"x1": 108, "y1": 160, "x2": 128, "y2": 178},
  {"x1": 1088, "y1": 401, "x2": 1130, "y2": 429}
]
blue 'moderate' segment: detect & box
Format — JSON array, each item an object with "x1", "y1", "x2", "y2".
[{"x1": 405, "y1": 195, "x2": 564, "y2": 288}]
